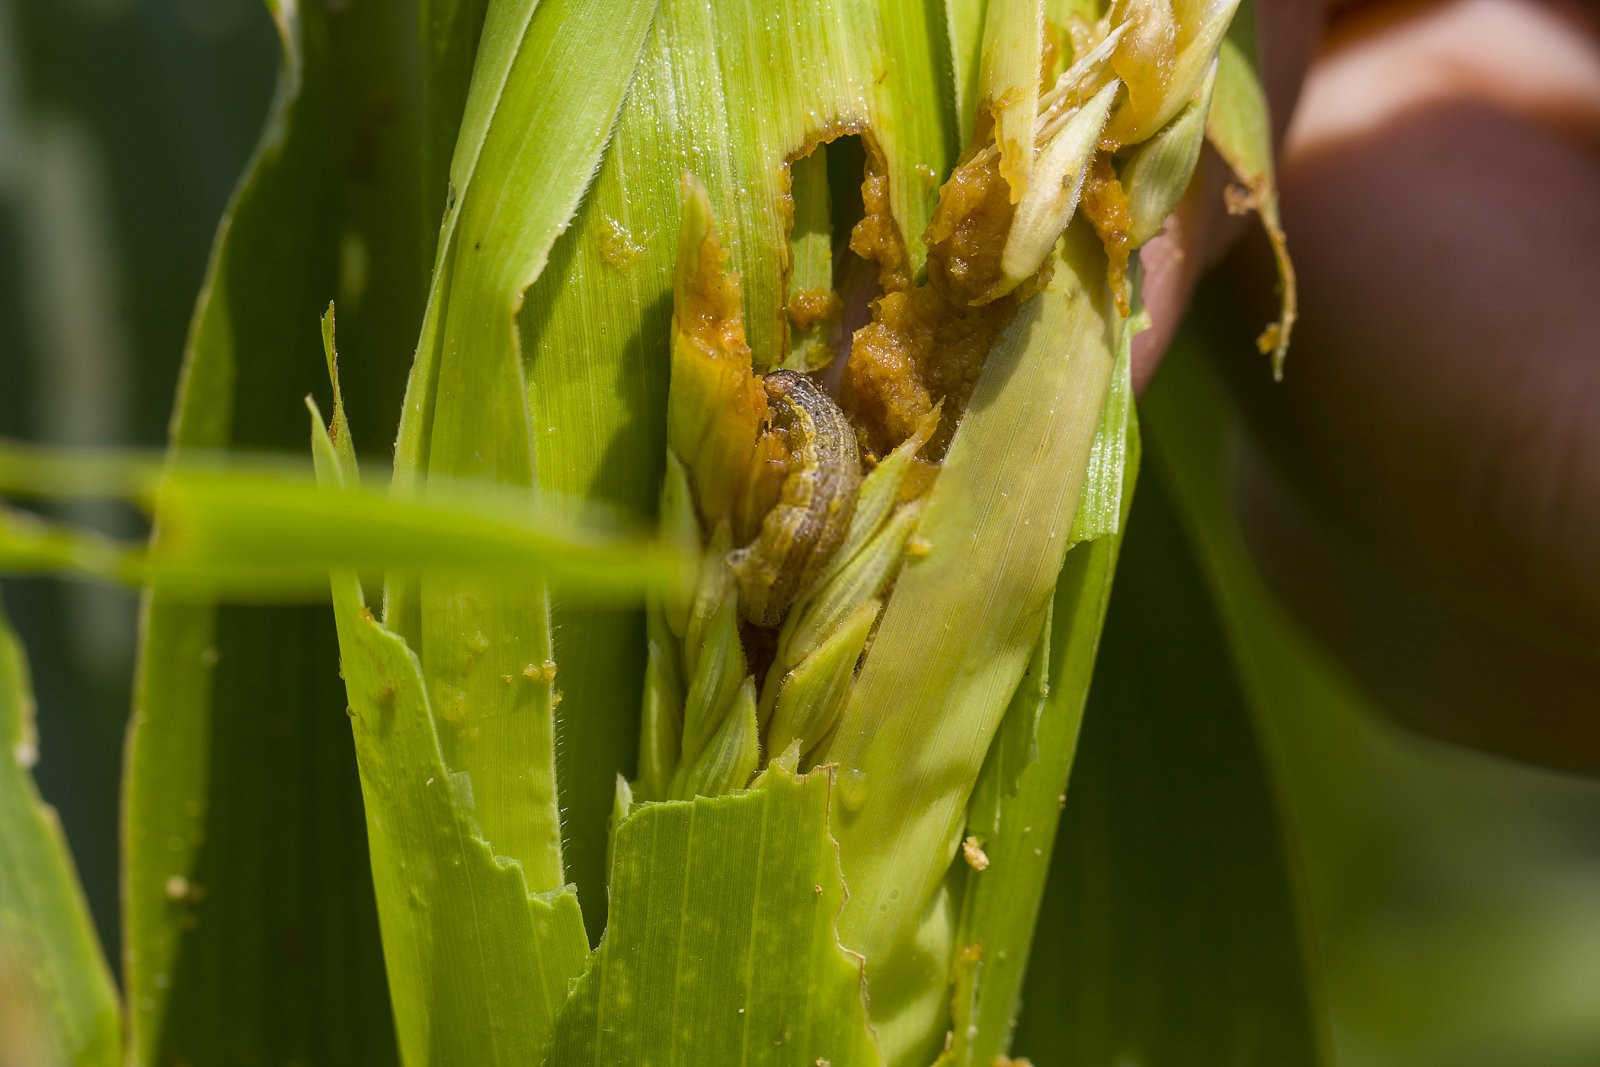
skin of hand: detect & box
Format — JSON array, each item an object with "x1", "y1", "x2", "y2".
[{"x1": 1135, "y1": 0, "x2": 1600, "y2": 772}]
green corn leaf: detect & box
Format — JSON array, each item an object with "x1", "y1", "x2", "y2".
[
  {"x1": 945, "y1": 0, "x2": 988, "y2": 145},
  {"x1": 378, "y1": 0, "x2": 657, "y2": 907},
  {"x1": 1066, "y1": 313, "x2": 1138, "y2": 543},
  {"x1": 981, "y1": 0, "x2": 1045, "y2": 202},
  {"x1": 122, "y1": 0, "x2": 488, "y2": 1057},
  {"x1": 942, "y1": 362, "x2": 1138, "y2": 1065},
  {"x1": 1205, "y1": 0, "x2": 1296, "y2": 376},
  {"x1": 822, "y1": 226, "x2": 1120, "y2": 1063},
  {"x1": 0, "y1": 442, "x2": 690, "y2": 603},
  {"x1": 543, "y1": 762, "x2": 880, "y2": 1066},
  {"x1": 520, "y1": 0, "x2": 958, "y2": 928},
  {"x1": 0, "y1": 601, "x2": 120, "y2": 1067},
  {"x1": 311, "y1": 401, "x2": 590, "y2": 1063}
]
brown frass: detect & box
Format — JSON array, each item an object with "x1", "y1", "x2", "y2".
[{"x1": 842, "y1": 151, "x2": 1044, "y2": 458}]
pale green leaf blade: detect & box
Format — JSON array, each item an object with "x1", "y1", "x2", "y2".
[
  {"x1": 122, "y1": 0, "x2": 485, "y2": 1057},
  {"x1": 822, "y1": 228, "x2": 1118, "y2": 1063},
  {"x1": 1066, "y1": 323, "x2": 1137, "y2": 542},
  {"x1": 1204, "y1": 0, "x2": 1296, "y2": 375},
  {"x1": 311, "y1": 408, "x2": 590, "y2": 1063},
  {"x1": 543, "y1": 764, "x2": 881, "y2": 1067},
  {"x1": 945, "y1": 0, "x2": 989, "y2": 145},
  {"x1": 0, "y1": 601, "x2": 119, "y2": 1067},
  {"x1": 783, "y1": 147, "x2": 838, "y2": 372},
  {"x1": 942, "y1": 358, "x2": 1139, "y2": 1066}
]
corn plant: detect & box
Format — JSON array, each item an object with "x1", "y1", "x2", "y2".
[{"x1": 0, "y1": 0, "x2": 1305, "y2": 1064}]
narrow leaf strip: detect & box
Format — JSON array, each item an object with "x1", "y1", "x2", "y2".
[
  {"x1": 0, "y1": 444, "x2": 688, "y2": 603},
  {"x1": 542, "y1": 764, "x2": 881, "y2": 1066},
  {"x1": 1067, "y1": 309, "x2": 1139, "y2": 543},
  {"x1": 0, "y1": 602, "x2": 120, "y2": 1067},
  {"x1": 783, "y1": 147, "x2": 839, "y2": 372},
  {"x1": 946, "y1": 0, "x2": 990, "y2": 145},
  {"x1": 943, "y1": 372, "x2": 1138, "y2": 1065}
]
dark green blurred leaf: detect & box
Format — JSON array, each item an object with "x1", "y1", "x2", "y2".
[
  {"x1": 1, "y1": 0, "x2": 279, "y2": 969},
  {"x1": 0, "y1": 599, "x2": 119, "y2": 1067},
  {"x1": 1012, "y1": 386, "x2": 1327, "y2": 1065},
  {"x1": 122, "y1": 0, "x2": 487, "y2": 1062}
]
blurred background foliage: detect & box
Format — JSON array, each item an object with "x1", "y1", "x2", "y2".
[{"x1": 1, "y1": 2, "x2": 1596, "y2": 1065}]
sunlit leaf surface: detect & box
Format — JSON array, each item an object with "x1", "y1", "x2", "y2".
[{"x1": 544, "y1": 763, "x2": 880, "y2": 1067}]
